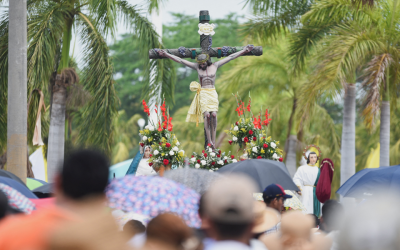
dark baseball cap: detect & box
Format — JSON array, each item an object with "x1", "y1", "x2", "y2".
[{"x1": 263, "y1": 184, "x2": 292, "y2": 199}]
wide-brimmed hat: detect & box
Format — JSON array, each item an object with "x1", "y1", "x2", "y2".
[{"x1": 252, "y1": 201, "x2": 281, "y2": 234}]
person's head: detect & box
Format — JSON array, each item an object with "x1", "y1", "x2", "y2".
[
  {"x1": 320, "y1": 199, "x2": 344, "y2": 232},
  {"x1": 146, "y1": 213, "x2": 193, "y2": 249},
  {"x1": 55, "y1": 149, "x2": 110, "y2": 202},
  {"x1": 307, "y1": 152, "x2": 318, "y2": 165},
  {"x1": 123, "y1": 219, "x2": 146, "y2": 237},
  {"x1": 144, "y1": 146, "x2": 151, "y2": 159},
  {"x1": 0, "y1": 190, "x2": 22, "y2": 221},
  {"x1": 252, "y1": 201, "x2": 280, "y2": 237},
  {"x1": 262, "y1": 184, "x2": 292, "y2": 213},
  {"x1": 196, "y1": 54, "x2": 212, "y2": 70},
  {"x1": 203, "y1": 174, "x2": 257, "y2": 241}
]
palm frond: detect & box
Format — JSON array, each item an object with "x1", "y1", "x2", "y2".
[
  {"x1": 297, "y1": 23, "x2": 384, "y2": 123},
  {"x1": 76, "y1": 12, "x2": 118, "y2": 155},
  {"x1": 145, "y1": 0, "x2": 164, "y2": 14},
  {"x1": 0, "y1": 11, "x2": 8, "y2": 150},
  {"x1": 117, "y1": 0, "x2": 176, "y2": 104},
  {"x1": 243, "y1": 0, "x2": 308, "y2": 15},
  {"x1": 361, "y1": 53, "x2": 392, "y2": 130},
  {"x1": 88, "y1": 0, "x2": 117, "y2": 37}
]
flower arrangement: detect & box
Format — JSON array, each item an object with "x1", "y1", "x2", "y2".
[
  {"x1": 225, "y1": 94, "x2": 283, "y2": 161},
  {"x1": 139, "y1": 100, "x2": 174, "y2": 147},
  {"x1": 189, "y1": 144, "x2": 237, "y2": 171},
  {"x1": 139, "y1": 100, "x2": 184, "y2": 167}
]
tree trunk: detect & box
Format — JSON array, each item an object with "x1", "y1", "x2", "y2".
[
  {"x1": 340, "y1": 84, "x2": 356, "y2": 185},
  {"x1": 380, "y1": 101, "x2": 390, "y2": 166},
  {"x1": 286, "y1": 134, "x2": 297, "y2": 177},
  {"x1": 7, "y1": 0, "x2": 27, "y2": 182},
  {"x1": 47, "y1": 83, "x2": 67, "y2": 181}
]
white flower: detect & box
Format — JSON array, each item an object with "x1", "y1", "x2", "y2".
[
  {"x1": 154, "y1": 150, "x2": 159, "y2": 155},
  {"x1": 198, "y1": 23, "x2": 216, "y2": 36},
  {"x1": 142, "y1": 136, "x2": 148, "y2": 141},
  {"x1": 169, "y1": 150, "x2": 174, "y2": 156},
  {"x1": 210, "y1": 152, "x2": 216, "y2": 157},
  {"x1": 209, "y1": 169, "x2": 214, "y2": 172},
  {"x1": 159, "y1": 146, "x2": 162, "y2": 150},
  {"x1": 217, "y1": 160, "x2": 224, "y2": 165},
  {"x1": 232, "y1": 136, "x2": 238, "y2": 142},
  {"x1": 176, "y1": 141, "x2": 180, "y2": 146},
  {"x1": 190, "y1": 157, "x2": 196, "y2": 163},
  {"x1": 195, "y1": 164, "x2": 200, "y2": 169},
  {"x1": 145, "y1": 125, "x2": 149, "y2": 129},
  {"x1": 271, "y1": 142, "x2": 276, "y2": 148},
  {"x1": 201, "y1": 160, "x2": 207, "y2": 166},
  {"x1": 252, "y1": 146, "x2": 258, "y2": 153},
  {"x1": 208, "y1": 148, "x2": 212, "y2": 153},
  {"x1": 224, "y1": 156, "x2": 228, "y2": 160},
  {"x1": 148, "y1": 125, "x2": 154, "y2": 131},
  {"x1": 233, "y1": 126, "x2": 239, "y2": 131},
  {"x1": 173, "y1": 146, "x2": 179, "y2": 152},
  {"x1": 180, "y1": 150, "x2": 185, "y2": 155},
  {"x1": 232, "y1": 159, "x2": 237, "y2": 163},
  {"x1": 273, "y1": 153, "x2": 278, "y2": 159}
]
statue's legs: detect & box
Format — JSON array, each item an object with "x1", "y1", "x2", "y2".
[
  {"x1": 211, "y1": 111, "x2": 217, "y2": 148},
  {"x1": 204, "y1": 111, "x2": 213, "y2": 148}
]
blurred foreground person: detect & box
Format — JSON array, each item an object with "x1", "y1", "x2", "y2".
[
  {"x1": 141, "y1": 213, "x2": 200, "y2": 250},
  {"x1": 0, "y1": 190, "x2": 22, "y2": 221},
  {"x1": 0, "y1": 149, "x2": 111, "y2": 250},
  {"x1": 320, "y1": 200, "x2": 344, "y2": 250},
  {"x1": 338, "y1": 194, "x2": 400, "y2": 250},
  {"x1": 125, "y1": 219, "x2": 147, "y2": 248},
  {"x1": 260, "y1": 211, "x2": 332, "y2": 250},
  {"x1": 203, "y1": 174, "x2": 267, "y2": 250},
  {"x1": 252, "y1": 201, "x2": 280, "y2": 239}
]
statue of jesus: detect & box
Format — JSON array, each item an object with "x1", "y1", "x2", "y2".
[{"x1": 157, "y1": 44, "x2": 254, "y2": 148}]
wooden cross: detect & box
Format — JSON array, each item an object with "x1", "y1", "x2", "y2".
[{"x1": 149, "y1": 10, "x2": 263, "y2": 60}]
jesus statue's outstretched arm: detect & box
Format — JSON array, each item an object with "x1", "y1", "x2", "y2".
[
  {"x1": 214, "y1": 45, "x2": 254, "y2": 68},
  {"x1": 156, "y1": 50, "x2": 197, "y2": 70}
]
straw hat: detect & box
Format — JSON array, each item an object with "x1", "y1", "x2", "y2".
[{"x1": 252, "y1": 201, "x2": 281, "y2": 234}]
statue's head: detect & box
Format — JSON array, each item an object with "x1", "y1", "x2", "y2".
[{"x1": 196, "y1": 53, "x2": 212, "y2": 70}]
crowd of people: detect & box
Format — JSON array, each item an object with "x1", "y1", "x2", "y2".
[{"x1": 0, "y1": 149, "x2": 396, "y2": 250}]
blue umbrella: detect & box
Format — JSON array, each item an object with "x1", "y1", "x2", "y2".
[
  {"x1": 0, "y1": 176, "x2": 38, "y2": 199},
  {"x1": 337, "y1": 165, "x2": 399, "y2": 198}
]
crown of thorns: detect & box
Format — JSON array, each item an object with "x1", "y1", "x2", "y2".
[{"x1": 196, "y1": 53, "x2": 210, "y2": 64}]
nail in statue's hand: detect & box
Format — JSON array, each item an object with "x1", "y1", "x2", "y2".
[
  {"x1": 245, "y1": 44, "x2": 254, "y2": 52},
  {"x1": 157, "y1": 49, "x2": 166, "y2": 57}
]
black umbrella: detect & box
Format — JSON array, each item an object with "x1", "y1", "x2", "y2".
[
  {"x1": 32, "y1": 183, "x2": 53, "y2": 198},
  {"x1": 0, "y1": 169, "x2": 26, "y2": 187},
  {"x1": 217, "y1": 159, "x2": 299, "y2": 192}
]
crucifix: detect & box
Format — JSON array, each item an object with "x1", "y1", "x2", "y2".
[{"x1": 149, "y1": 10, "x2": 263, "y2": 149}]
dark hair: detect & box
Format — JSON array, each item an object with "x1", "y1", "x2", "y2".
[
  {"x1": 309, "y1": 214, "x2": 319, "y2": 228},
  {"x1": 198, "y1": 60, "x2": 212, "y2": 68},
  {"x1": 61, "y1": 149, "x2": 109, "y2": 200},
  {"x1": 263, "y1": 196, "x2": 277, "y2": 205},
  {"x1": 198, "y1": 194, "x2": 205, "y2": 218},
  {"x1": 321, "y1": 200, "x2": 344, "y2": 231},
  {"x1": 307, "y1": 152, "x2": 318, "y2": 164},
  {"x1": 212, "y1": 220, "x2": 252, "y2": 239},
  {"x1": 123, "y1": 220, "x2": 146, "y2": 234}
]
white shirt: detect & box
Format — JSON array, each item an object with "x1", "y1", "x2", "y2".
[
  {"x1": 293, "y1": 164, "x2": 319, "y2": 214},
  {"x1": 205, "y1": 239, "x2": 267, "y2": 250},
  {"x1": 135, "y1": 158, "x2": 156, "y2": 176}
]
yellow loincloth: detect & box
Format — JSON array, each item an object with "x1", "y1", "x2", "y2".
[{"x1": 186, "y1": 82, "x2": 219, "y2": 126}]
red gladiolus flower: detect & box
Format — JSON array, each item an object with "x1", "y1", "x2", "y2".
[
  {"x1": 244, "y1": 137, "x2": 249, "y2": 143},
  {"x1": 142, "y1": 100, "x2": 150, "y2": 116},
  {"x1": 149, "y1": 162, "x2": 153, "y2": 166},
  {"x1": 257, "y1": 156, "x2": 262, "y2": 159},
  {"x1": 140, "y1": 143, "x2": 144, "y2": 147},
  {"x1": 166, "y1": 143, "x2": 171, "y2": 148},
  {"x1": 263, "y1": 144, "x2": 268, "y2": 148},
  {"x1": 253, "y1": 137, "x2": 257, "y2": 141},
  {"x1": 204, "y1": 153, "x2": 208, "y2": 157},
  {"x1": 263, "y1": 109, "x2": 272, "y2": 126},
  {"x1": 279, "y1": 157, "x2": 283, "y2": 162},
  {"x1": 197, "y1": 159, "x2": 201, "y2": 163},
  {"x1": 211, "y1": 162, "x2": 215, "y2": 165},
  {"x1": 217, "y1": 155, "x2": 220, "y2": 158},
  {"x1": 249, "y1": 130, "x2": 253, "y2": 135},
  {"x1": 253, "y1": 116, "x2": 262, "y2": 130},
  {"x1": 228, "y1": 140, "x2": 233, "y2": 145},
  {"x1": 231, "y1": 155, "x2": 234, "y2": 159},
  {"x1": 247, "y1": 99, "x2": 251, "y2": 112},
  {"x1": 163, "y1": 159, "x2": 169, "y2": 165},
  {"x1": 207, "y1": 143, "x2": 211, "y2": 147}
]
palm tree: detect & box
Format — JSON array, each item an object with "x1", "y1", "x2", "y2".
[
  {"x1": 0, "y1": 0, "x2": 175, "y2": 179},
  {"x1": 291, "y1": 0, "x2": 400, "y2": 182},
  {"x1": 216, "y1": 36, "x2": 340, "y2": 177}
]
